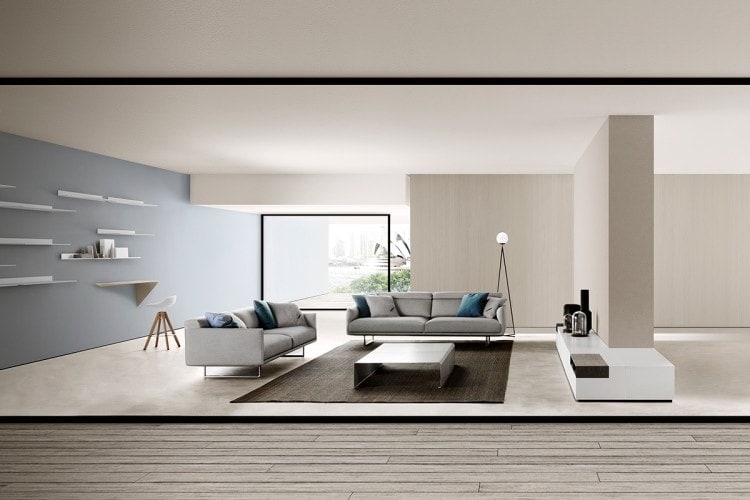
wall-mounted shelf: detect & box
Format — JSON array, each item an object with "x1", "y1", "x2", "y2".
[
  {"x1": 0, "y1": 276, "x2": 76, "y2": 288},
  {"x1": 0, "y1": 264, "x2": 16, "y2": 267},
  {"x1": 60, "y1": 253, "x2": 141, "y2": 261},
  {"x1": 97, "y1": 229, "x2": 154, "y2": 236},
  {"x1": 0, "y1": 238, "x2": 70, "y2": 246},
  {"x1": 96, "y1": 280, "x2": 158, "y2": 306},
  {"x1": 0, "y1": 184, "x2": 15, "y2": 189},
  {"x1": 0, "y1": 201, "x2": 75, "y2": 213},
  {"x1": 58, "y1": 190, "x2": 157, "y2": 207}
]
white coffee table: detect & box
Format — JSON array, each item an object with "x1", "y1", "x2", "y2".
[{"x1": 354, "y1": 342, "x2": 456, "y2": 388}]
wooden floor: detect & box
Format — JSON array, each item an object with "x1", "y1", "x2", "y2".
[{"x1": 2, "y1": 423, "x2": 750, "y2": 498}]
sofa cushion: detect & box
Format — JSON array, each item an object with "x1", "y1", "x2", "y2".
[
  {"x1": 231, "y1": 307, "x2": 259, "y2": 329},
  {"x1": 348, "y1": 317, "x2": 427, "y2": 333},
  {"x1": 431, "y1": 291, "x2": 503, "y2": 317},
  {"x1": 254, "y1": 300, "x2": 278, "y2": 329},
  {"x1": 262, "y1": 333, "x2": 294, "y2": 359},
  {"x1": 424, "y1": 317, "x2": 502, "y2": 334},
  {"x1": 391, "y1": 294, "x2": 432, "y2": 317},
  {"x1": 204, "y1": 312, "x2": 239, "y2": 328},
  {"x1": 366, "y1": 295, "x2": 399, "y2": 317},
  {"x1": 483, "y1": 297, "x2": 506, "y2": 319},
  {"x1": 269, "y1": 302, "x2": 305, "y2": 327},
  {"x1": 273, "y1": 325, "x2": 316, "y2": 347},
  {"x1": 352, "y1": 295, "x2": 371, "y2": 317},
  {"x1": 457, "y1": 293, "x2": 489, "y2": 317}
]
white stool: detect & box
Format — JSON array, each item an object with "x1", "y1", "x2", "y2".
[{"x1": 143, "y1": 295, "x2": 180, "y2": 350}]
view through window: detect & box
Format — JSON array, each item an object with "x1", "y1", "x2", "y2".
[{"x1": 262, "y1": 214, "x2": 410, "y2": 308}]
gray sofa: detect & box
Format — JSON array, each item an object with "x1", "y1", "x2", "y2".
[
  {"x1": 184, "y1": 305, "x2": 316, "y2": 377},
  {"x1": 346, "y1": 291, "x2": 509, "y2": 344}
]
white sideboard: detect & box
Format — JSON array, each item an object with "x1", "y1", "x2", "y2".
[{"x1": 556, "y1": 329, "x2": 674, "y2": 401}]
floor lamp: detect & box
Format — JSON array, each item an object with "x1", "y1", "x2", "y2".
[{"x1": 495, "y1": 232, "x2": 516, "y2": 336}]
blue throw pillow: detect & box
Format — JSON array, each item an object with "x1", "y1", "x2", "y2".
[
  {"x1": 253, "y1": 299, "x2": 278, "y2": 329},
  {"x1": 205, "y1": 312, "x2": 238, "y2": 328},
  {"x1": 352, "y1": 295, "x2": 371, "y2": 317},
  {"x1": 456, "y1": 293, "x2": 490, "y2": 317}
]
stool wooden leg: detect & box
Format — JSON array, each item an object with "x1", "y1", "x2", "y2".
[
  {"x1": 143, "y1": 313, "x2": 160, "y2": 350},
  {"x1": 164, "y1": 312, "x2": 180, "y2": 348},
  {"x1": 155, "y1": 313, "x2": 161, "y2": 348},
  {"x1": 163, "y1": 312, "x2": 170, "y2": 350}
]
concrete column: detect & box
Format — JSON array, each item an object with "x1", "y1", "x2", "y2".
[{"x1": 574, "y1": 115, "x2": 654, "y2": 348}]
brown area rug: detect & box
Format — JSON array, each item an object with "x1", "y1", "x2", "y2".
[{"x1": 232, "y1": 340, "x2": 513, "y2": 403}]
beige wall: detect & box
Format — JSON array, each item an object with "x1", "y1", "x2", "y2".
[
  {"x1": 655, "y1": 175, "x2": 750, "y2": 327},
  {"x1": 573, "y1": 120, "x2": 610, "y2": 341},
  {"x1": 410, "y1": 174, "x2": 573, "y2": 328}
]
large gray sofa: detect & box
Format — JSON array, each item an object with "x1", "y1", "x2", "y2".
[
  {"x1": 346, "y1": 291, "x2": 509, "y2": 344},
  {"x1": 184, "y1": 305, "x2": 316, "y2": 378}
]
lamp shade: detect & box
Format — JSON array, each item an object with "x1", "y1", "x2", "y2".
[{"x1": 496, "y1": 232, "x2": 509, "y2": 245}]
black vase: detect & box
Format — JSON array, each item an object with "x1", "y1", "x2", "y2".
[
  {"x1": 580, "y1": 289, "x2": 592, "y2": 334},
  {"x1": 563, "y1": 304, "x2": 580, "y2": 333}
]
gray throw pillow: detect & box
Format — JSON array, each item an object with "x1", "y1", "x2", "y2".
[
  {"x1": 483, "y1": 297, "x2": 503, "y2": 319},
  {"x1": 366, "y1": 295, "x2": 399, "y2": 317},
  {"x1": 269, "y1": 302, "x2": 305, "y2": 327},
  {"x1": 226, "y1": 312, "x2": 247, "y2": 329}
]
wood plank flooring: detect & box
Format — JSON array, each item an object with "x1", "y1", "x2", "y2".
[{"x1": 1, "y1": 423, "x2": 750, "y2": 498}]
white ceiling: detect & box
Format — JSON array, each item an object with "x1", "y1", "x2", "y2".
[
  {"x1": 1, "y1": 85, "x2": 750, "y2": 174},
  {"x1": 1, "y1": 2, "x2": 750, "y2": 174}
]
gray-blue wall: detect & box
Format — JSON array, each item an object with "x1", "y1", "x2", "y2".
[{"x1": 0, "y1": 132, "x2": 260, "y2": 369}]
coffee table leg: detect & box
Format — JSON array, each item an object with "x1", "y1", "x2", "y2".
[
  {"x1": 438, "y1": 346, "x2": 456, "y2": 388},
  {"x1": 354, "y1": 362, "x2": 383, "y2": 388}
]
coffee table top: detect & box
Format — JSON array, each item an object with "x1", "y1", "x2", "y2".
[{"x1": 356, "y1": 342, "x2": 455, "y2": 365}]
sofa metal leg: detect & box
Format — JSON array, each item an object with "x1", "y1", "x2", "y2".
[
  {"x1": 485, "y1": 336, "x2": 490, "y2": 346},
  {"x1": 364, "y1": 335, "x2": 375, "y2": 346},
  {"x1": 283, "y1": 346, "x2": 305, "y2": 358},
  {"x1": 203, "y1": 365, "x2": 261, "y2": 378}
]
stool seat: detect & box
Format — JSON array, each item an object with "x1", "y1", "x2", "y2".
[{"x1": 143, "y1": 295, "x2": 180, "y2": 350}]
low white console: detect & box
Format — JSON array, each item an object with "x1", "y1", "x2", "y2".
[{"x1": 556, "y1": 330, "x2": 674, "y2": 401}]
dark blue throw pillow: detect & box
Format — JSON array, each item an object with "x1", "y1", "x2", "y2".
[
  {"x1": 205, "y1": 312, "x2": 238, "y2": 328},
  {"x1": 253, "y1": 299, "x2": 278, "y2": 329},
  {"x1": 352, "y1": 295, "x2": 371, "y2": 317},
  {"x1": 456, "y1": 293, "x2": 490, "y2": 317}
]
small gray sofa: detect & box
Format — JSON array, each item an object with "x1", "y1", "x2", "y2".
[
  {"x1": 184, "y1": 305, "x2": 316, "y2": 377},
  {"x1": 346, "y1": 291, "x2": 509, "y2": 344}
]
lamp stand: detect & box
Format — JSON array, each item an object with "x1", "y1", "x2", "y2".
[{"x1": 496, "y1": 245, "x2": 516, "y2": 336}]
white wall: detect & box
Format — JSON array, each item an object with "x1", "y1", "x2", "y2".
[
  {"x1": 573, "y1": 119, "x2": 610, "y2": 340},
  {"x1": 191, "y1": 174, "x2": 409, "y2": 207},
  {"x1": 263, "y1": 216, "x2": 329, "y2": 302}
]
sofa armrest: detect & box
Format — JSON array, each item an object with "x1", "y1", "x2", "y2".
[
  {"x1": 302, "y1": 312, "x2": 317, "y2": 330},
  {"x1": 496, "y1": 299, "x2": 508, "y2": 335},
  {"x1": 184, "y1": 322, "x2": 264, "y2": 367},
  {"x1": 346, "y1": 306, "x2": 359, "y2": 323}
]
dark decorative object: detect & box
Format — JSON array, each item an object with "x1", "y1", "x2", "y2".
[
  {"x1": 563, "y1": 303, "x2": 581, "y2": 333},
  {"x1": 580, "y1": 289, "x2": 592, "y2": 335}
]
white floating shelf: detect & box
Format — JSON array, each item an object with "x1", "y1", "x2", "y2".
[
  {"x1": 97, "y1": 229, "x2": 154, "y2": 236},
  {"x1": 0, "y1": 238, "x2": 70, "y2": 246},
  {"x1": 0, "y1": 276, "x2": 76, "y2": 287},
  {"x1": 0, "y1": 200, "x2": 75, "y2": 213},
  {"x1": 97, "y1": 280, "x2": 159, "y2": 305},
  {"x1": 0, "y1": 184, "x2": 15, "y2": 189},
  {"x1": 60, "y1": 253, "x2": 141, "y2": 261},
  {"x1": 57, "y1": 190, "x2": 157, "y2": 207},
  {"x1": 57, "y1": 190, "x2": 105, "y2": 202}
]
